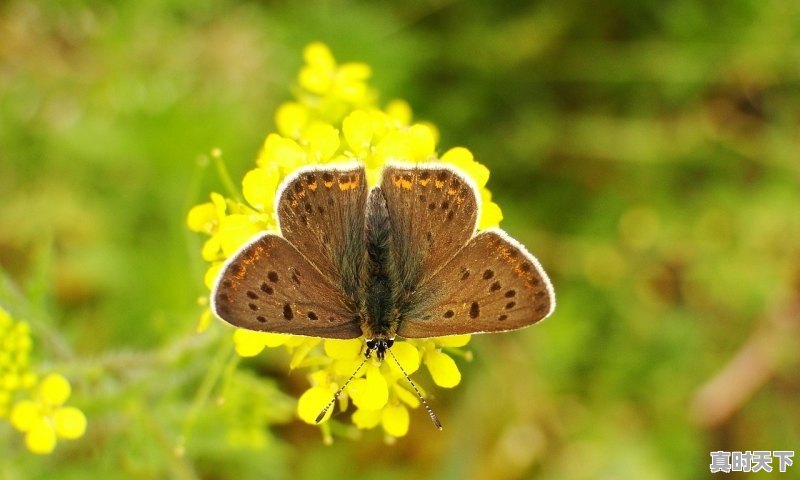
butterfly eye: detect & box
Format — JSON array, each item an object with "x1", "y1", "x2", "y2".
[
  {"x1": 366, "y1": 339, "x2": 376, "y2": 350},
  {"x1": 386, "y1": 338, "x2": 394, "y2": 348}
]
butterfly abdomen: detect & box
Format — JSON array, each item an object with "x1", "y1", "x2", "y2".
[{"x1": 363, "y1": 187, "x2": 400, "y2": 337}]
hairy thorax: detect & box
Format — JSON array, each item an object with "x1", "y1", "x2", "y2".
[{"x1": 361, "y1": 186, "x2": 400, "y2": 339}]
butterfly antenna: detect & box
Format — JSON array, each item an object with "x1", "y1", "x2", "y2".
[
  {"x1": 315, "y1": 356, "x2": 369, "y2": 423},
  {"x1": 387, "y1": 348, "x2": 442, "y2": 430}
]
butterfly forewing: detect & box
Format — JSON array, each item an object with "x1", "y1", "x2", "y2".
[
  {"x1": 397, "y1": 229, "x2": 555, "y2": 338},
  {"x1": 212, "y1": 234, "x2": 362, "y2": 339},
  {"x1": 277, "y1": 163, "x2": 368, "y2": 304},
  {"x1": 380, "y1": 164, "x2": 479, "y2": 294}
]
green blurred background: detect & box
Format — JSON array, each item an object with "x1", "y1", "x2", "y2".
[{"x1": 1, "y1": 0, "x2": 798, "y2": 479}]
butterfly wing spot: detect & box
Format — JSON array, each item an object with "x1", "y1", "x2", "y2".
[
  {"x1": 267, "y1": 271, "x2": 279, "y2": 282},
  {"x1": 246, "y1": 291, "x2": 258, "y2": 300},
  {"x1": 256, "y1": 315, "x2": 267, "y2": 323},
  {"x1": 282, "y1": 303, "x2": 293, "y2": 320},
  {"x1": 441, "y1": 201, "x2": 450, "y2": 210},
  {"x1": 304, "y1": 203, "x2": 313, "y2": 214},
  {"x1": 260, "y1": 282, "x2": 273, "y2": 294},
  {"x1": 427, "y1": 202, "x2": 436, "y2": 210},
  {"x1": 291, "y1": 272, "x2": 301, "y2": 285},
  {"x1": 446, "y1": 210, "x2": 455, "y2": 221},
  {"x1": 460, "y1": 268, "x2": 470, "y2": 280},
  {"x1": 469, "y1": 302, "x2": 480, "y2": 319},
  {"x1": 483, "y1": 269, "x2": 494, "y2": 280},
  {"x1": 432, "y1": 171, "x2": 450, "y2": 188},
  {"x1": 322, "y1": 172, "x2": 334, "y2": 186},
  {"x1": 248, "y1": 303, "x2": 258, "y2": 311},
  {"x1": 505, "y1": 301, "x2": 516, "y2": 310},
  {"x1": 498, "y1": 314, "x2": 508, "y2": 321},
  {"x1": 307, "y1": 312, "x2": 318, "y2": 321},
  {"x1": 490, "y1": 281, "x2": 502, "y2": 292},
  {"x1": 505, "y1": 289, "x2": 516, "y2": 298},
  {"x1": 418, "y1": 194, "x2": 426, "y2": 202},
  {"x1": 443, "y1": 310, "x2": 455, "y2": 318},
  {"x1": 221, "y1": 280, "x2": 232, "y2": 288}
]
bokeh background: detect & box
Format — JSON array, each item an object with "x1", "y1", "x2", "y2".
[{"x1": 1, "y1": 1, "x2": 799, "y2": 479}]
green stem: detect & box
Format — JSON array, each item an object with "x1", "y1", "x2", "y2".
[
  {"x1": 211, "y1": 149, "x2": 243, "y2": 203},
  {"x1": 180, "y1": 335, "x2": 235, "y2": 444}
]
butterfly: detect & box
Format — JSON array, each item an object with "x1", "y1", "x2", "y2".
[{"x1": 211, "y1": 161, "x2": 555, "y2": 426}]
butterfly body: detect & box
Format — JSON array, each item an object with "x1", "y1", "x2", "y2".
[
  {"x1": 212, "y1": 162, "x2": 555, "y2": 355},
  {"x1": 361, "y1": 186, "x2": 401, "y2": 343}
]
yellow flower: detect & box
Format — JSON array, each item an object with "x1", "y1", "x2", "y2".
[
  {"x1": 0, "y1": 307, "x2": 36, "y2": 419},
  {"x1": 187, "y1": 42, "x2": 499, "y2": 440},
  {"x1": 10, "y1": 373, "x2": 86, "y2": 454}
]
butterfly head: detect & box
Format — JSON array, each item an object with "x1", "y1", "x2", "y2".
[{"x1": 365, "y1": 337, "x2": 394, "y2": 361}]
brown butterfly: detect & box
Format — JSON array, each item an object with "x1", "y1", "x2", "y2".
[{"x1": 211, "y1": 161, "x2": 555, "y2": 426}]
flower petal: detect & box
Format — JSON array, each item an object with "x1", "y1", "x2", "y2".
[
  {"x1": 200, "y1": 235, "x2": 222, "y2": 261},
  {"x1": 348, "y1": 364, "x2": 388, "y2": 410},
  {"x1": 275, "y1": 102, "x2": 308, "y2": 138},
  {"x1": 343, "y1": 110, "x2": 373, "y2": 154},
  {"x1": 392, "y1": 383, "x2": 420, "y2": 408},
  {"x1": 432, "y1": 334, "x2": 472, "y2": 348},
  {"x1": 351, "y1": 408, "x2": 381, "y2": 429},
  {"x1": 196, "y1": 308, "x2": 213, "y2": 333},
  {"x1": 385, "y1": 99, "x2": 412, "y2": 125},
  {"x1": 217, "y1": 214, "x2": 261, "y2": 256},
  {"x1": 232, "y1": 329, "x2": 267, "y2": 357},
  {"x1": 441, "y1": 147, "x2": 490, "y2": 187},
  {"x1": 25, "y1": 421, "x2": 56, "y2": 455},
  {"x1": 298, "y1": 386, "x2": 334, "y2": 424},
  {"x1": 39, "y1": 373, "x2": 71, "y2": 406},
  {"x1": 303, "y1": 42, "x2": 336, "y2": 70},
  {"x1": 425, "y1": 351, "x2": 461, "y2": 388},
  {"x1": 304, "y1": 122, "x2": 340, "y2": 162},
  {"x1": 242, "y1": 167, "x2": 279, "y2": 212},
  {"x1": 53, "y1": 406, "x2": 87, "y2": 439},
  {"x1": 204, "y1": 262, "x2": 223, "y2": 290},
  {"x1": 9, "y1": 400, "x2": 39, "y2": 432},
  {"x1": 387, "y1": 341, "x2": 420, "y2": 375},
  {"x1": 186, "y1": 202, "x2": 218, "y2": 233},
  {"x1": 381, "y1": 403, "x2": 410, "y2": 437},
  {"x1": 323, "y1": 339, "x2": 363, "y2": 360},
  {"x1": 478, "y1": 191, "x2": 503, "y2": 229},
  {"x1": 257, "y1": 134, "x2": 307, "y2": 172},
  {"x1": 289, "y1": 338, "x2": 322, "y2": 369}
]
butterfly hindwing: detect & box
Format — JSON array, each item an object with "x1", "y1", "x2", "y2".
[
  {"x1": 212, "y1": 233, "x2": 362, "y2": 339},
  {"x1": 277, "y1": 163, "x2": 368, "y2": 305},
  {"x1": 380, "y1": 163, "x2": 479, "y2": 296},
  {"x1": 397, "y1": 229, "x2": 555, "y2": 338}
]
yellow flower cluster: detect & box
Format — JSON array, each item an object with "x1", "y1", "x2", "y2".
[
  {"x1": 0, "y1": 307, "x2": 86, "y2": 454},
  {"x1": 0, "y1": 308, "x2": 36, "y2": 418},
  {"x1": 187, "y1": 42, "x2": 500, "y2": 440}
]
